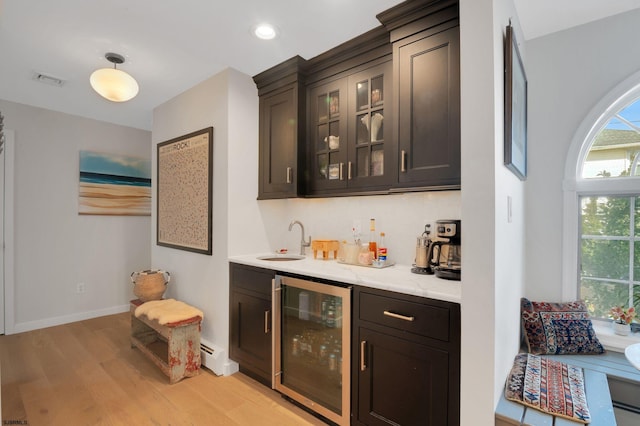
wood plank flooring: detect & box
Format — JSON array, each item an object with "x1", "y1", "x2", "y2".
[{"x1": 1, "y1": 313, "x2": 327, "y2": 426}]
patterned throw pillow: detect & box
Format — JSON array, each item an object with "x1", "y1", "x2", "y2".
[
  {"x1": 521, "y1": 297, "x2": 605, "y2": 355},
  {"x1": 505, "y1": 353, "x2": 591, "y2": 423}
]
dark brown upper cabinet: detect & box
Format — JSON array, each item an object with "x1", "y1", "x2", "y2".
[
  {"x1": 307, "y1": 59, "x2": 395, "y2": 196},
  {"x1": 253, "y1": 0, "x2": 460, "y2": 198},
  {"x1": 380, "y1": 0, "x2": 461, "y2": 191},
  {"x1": 253, "y1": 56, "x2": 307, "y2": 199},
  {"x1": 305, "y1": 26, "x2": 395, "y2": 197}
]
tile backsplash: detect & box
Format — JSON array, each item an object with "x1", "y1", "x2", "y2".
[{"x1": 257, "y1": 191, "x2": 461, "y2": 265}]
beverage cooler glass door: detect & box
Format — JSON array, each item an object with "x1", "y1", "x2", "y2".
[{"x1": 273, "y1": 275, "x2": 351, "y2": 426}]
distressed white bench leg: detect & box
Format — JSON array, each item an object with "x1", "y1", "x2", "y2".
[{"x1": 129, "y1": 299, "x2": 202, "y2": 384}]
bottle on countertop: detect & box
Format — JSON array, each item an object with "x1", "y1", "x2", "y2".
[
  {"x1": 369, "y1": 218, "x2": 377, "y2": 259},
  {"x1": 378, "y1": 232, "x2": 387, "y2": 262}
]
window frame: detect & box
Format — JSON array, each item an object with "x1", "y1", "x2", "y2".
[{"x1": 563, "y1": 70, "x2": 640, "y2": 302}]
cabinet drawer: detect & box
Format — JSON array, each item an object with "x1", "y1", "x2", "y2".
[
  {"x1": 359, "y1": 292, "x2": 450, "y2": 342},
  {"x1": 229, "y1": 263, "x2": 274, "y2": 297}
]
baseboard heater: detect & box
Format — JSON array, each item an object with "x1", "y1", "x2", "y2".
[
  {"x1": 613, "y1": 400, "x2": 640, "y2": 415},
  {"x1": 200, "y1": 339, "x2": 225, "y2": 376}
]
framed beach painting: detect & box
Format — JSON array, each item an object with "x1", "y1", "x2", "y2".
[
  {"x1": 79, "y1": 151, "x2": 152, "y2": 215},
  {"x1": 504, "y1": 23, "x2": 527, "y2": 181},
  {"x1": 157, "y1": 127, "x2": 213, "y2": 255}
]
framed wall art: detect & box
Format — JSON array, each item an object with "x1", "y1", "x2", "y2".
[
  {"x1": 79, "y1": 151, "x2": 151, "y2": 216},
  {"x1": 157, "y1": 127, "x2": 213, "y2": 255},
  {"x1": 504, "y1": 23, "x2": 527, "y2": 181}
]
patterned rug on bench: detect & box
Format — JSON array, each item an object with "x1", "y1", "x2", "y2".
[{"x1": 505, "y1": 353, "x2": 591, "y2": 423}]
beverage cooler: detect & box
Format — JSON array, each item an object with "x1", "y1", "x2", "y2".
[{"x1": 272, "y1": 275, "x2": 351, "y2": 426}]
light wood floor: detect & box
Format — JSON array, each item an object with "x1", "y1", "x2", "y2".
[{"x1": 1, "y1": 312, "x2": 327, "y2": 426}]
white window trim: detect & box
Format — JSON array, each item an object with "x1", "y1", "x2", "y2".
[{"x1": 563, "y1": 69, "x2": 640, "y2": 350}]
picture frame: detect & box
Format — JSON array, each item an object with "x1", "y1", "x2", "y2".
[
  {"x1": 157, "y1": 127, "x2": 213, "y2": 255},
  {"x1": 504, "y1": 24, "x2": 527, "y2": 181}
]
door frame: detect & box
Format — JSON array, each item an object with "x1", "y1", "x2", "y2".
[{"x1": 2, "y1": 130, "x2": 15, "y2": 335}]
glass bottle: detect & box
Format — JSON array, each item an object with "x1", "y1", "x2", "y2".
[
  {"x1": 369, "y1": 218, "x2": 377, "y2": 259},
  {"x1": 378, "y1": 232, "x2": 387, "y2": 262}
]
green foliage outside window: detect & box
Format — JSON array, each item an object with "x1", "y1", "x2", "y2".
[{"x1": 580, "y1": 196, "x2": 639, "y2": 319}]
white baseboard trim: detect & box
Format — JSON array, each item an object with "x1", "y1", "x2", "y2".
[{"x1": 11, "y1": 304, "x2": 130, "y2": 334}]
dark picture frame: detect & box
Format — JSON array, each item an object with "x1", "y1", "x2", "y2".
[
  {"x1": 504, "y1": 24, "x2": 527, "y2": 180},
  {"x1": 157, "y1": 127, "x2": 213, "y2": 255}
]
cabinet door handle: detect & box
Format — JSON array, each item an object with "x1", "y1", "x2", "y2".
[
  {"x1": 348, "y1": 162, "x2": 352, "y2": 180},
  {"x1": 383, "y1": 310, "x2": 415, "y2": 322},
  {"x1": 360, "y1": 340, "x2": 367, "y2": 371},
  {"x1": 340, "y1": 162, "x2": 344, "y2": 180},
  {"x1": 286, "y1": 167, "x2": 292, "y2": 184},
  {"x1": 400, "y1": 150, "x2": 407, "y2": 173},
  {"x1": 264, "y1": 310, "x2": 270, "y2": 334}
]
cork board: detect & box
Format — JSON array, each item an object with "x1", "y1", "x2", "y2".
[{"x1": 157, "y1": 127, "x2": 213, "y2": 255}]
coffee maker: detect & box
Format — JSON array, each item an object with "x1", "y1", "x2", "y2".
[
  {"x1": 429, "y1": 220, "x2": 461, "y2": 280},
  {"x1": 411, "y1": 224, "x2": 434, "y2": 275}
]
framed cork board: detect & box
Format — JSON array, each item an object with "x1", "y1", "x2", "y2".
[{"x1": 157, "y1": 127, "x2": 213, "y2": 255}]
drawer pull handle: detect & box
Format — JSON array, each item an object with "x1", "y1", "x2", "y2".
[
  {"x1": 383, "y1": 310, "x2": 415, "y2": 322},
  {"x1": 401, "y1": 150, "x2": 407, "y2": 173},
  {"x1": 286, "y1": 167, "x2": 292, "y2": 184},
  {"x1": 264, "y1": 310, "x2": 270, "y2": 334},
  {"x1": 360, "y1": 340, "x2": 367, "y2": 371}
]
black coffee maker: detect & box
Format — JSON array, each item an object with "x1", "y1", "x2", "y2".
[{"x1": 428, "y1": 220, "x2": 461, "y2": 280}]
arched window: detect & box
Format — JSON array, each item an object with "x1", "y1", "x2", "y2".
[{"x1": 563, "y1": 73, "x2": 640, "y2": 321}]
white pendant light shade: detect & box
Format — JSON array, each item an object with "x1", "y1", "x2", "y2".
[{"x1": 90, "y1": 53, "x2": 139, "y2": 102}]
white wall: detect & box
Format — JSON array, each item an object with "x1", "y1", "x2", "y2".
[
  {"x1": 525, "y1": 9, "x2": 640, "y2": 301},
  {"x1": 152, "y1": 67, "x2": 462, "y2": 373},
  {"x1": 459, "y1": 0, "x2": 526, "y2": 423},
  {"x1": 0, "y1": 99, "x2": 151, "y2": 333},
  {"x1": 152, "y1": 68, "x2": 258, "y2": 374}
]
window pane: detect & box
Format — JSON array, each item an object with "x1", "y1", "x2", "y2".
[
  {"x1": 636, "y1": 197, "x2": 640, "y2": 237},
  {"x1": 618, "y1": 100, "x2": 640, "y2": 128},
  {"x1": 582, "y1": 98, "x2": 640, "y2": 178},
  {"x1": 580, "y1": 279, "x2": 630, "y2": 318},
  {"x1": 581, "y1": 239, "x2": 629, "y2": 280},
  {"x1": 581, "y1": 196, "x2": 630, "y2": 236},
  {"x1": 635, "y1": 242, "x2": 640, "y2": 282},
  {"x1": 329, "y1": 91, "x2": 340, "y2": 118}
]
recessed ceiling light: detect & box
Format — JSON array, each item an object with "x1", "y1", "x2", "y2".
[{"x1": 253, "y1": 23, "x2": 278, "y2": 40}]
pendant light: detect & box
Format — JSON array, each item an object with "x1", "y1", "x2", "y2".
[{"x1": 90, "y1": 52, "x2": 139, "y2": 102}]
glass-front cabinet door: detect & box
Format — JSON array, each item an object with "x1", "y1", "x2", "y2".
[
  {"x1": 348, "y1": 61, "x2": 394, "y2": 191},
  {"x1": 309, "y1": 80, "x2": 348, "y2": 192},
  {"x1": 273, "y1": 275, "x2": 351, "y2": 426},
  {"x1": 308, "y1": 60, "x2": 393, "y2": 195}
]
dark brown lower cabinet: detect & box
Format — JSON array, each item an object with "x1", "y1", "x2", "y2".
[
  {"x1": 352, "y1": 286, "x2": 460, "y2": 426},
  {"x1": 229, "y1": 263, "x2": 274, "y2": 386}
]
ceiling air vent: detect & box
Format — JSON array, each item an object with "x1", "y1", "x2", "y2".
[{"x1": 32, "y1": 72, "x2": 65, "y2": 87}]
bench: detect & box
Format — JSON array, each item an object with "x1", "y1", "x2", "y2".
[
  {"x1": 130, "y1": 299, "x2": 202, "y2": 384},
  {"x1": 496, "y1": 351, "x2": 640, "y2": 425}
]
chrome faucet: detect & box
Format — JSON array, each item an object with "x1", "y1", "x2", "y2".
[{"x1": 289, "y1": 220, "x2": 311, "y2": 255}]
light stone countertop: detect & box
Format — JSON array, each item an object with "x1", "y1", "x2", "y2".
[{"x1": 228, "y1": 253, "x2": 461, "y2": 304}]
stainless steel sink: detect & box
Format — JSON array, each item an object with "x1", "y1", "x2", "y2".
[{"x1": 256, "y1": 254, "x2": 305, "y2": 261}]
